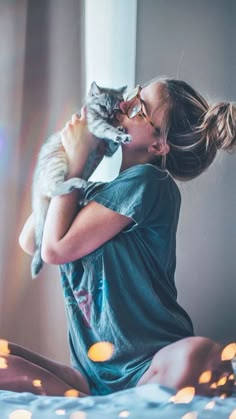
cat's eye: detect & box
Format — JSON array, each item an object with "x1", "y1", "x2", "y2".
[{"x1": 99, "y1": 105, "x2": 107, "y2": 112}]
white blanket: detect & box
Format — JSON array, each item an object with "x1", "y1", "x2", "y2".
[{"x1": 0, "y1": 380, "x2": 235, "y2": 419}]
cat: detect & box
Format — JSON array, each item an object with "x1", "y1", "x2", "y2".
[{"x1": 31, "y1": 81, "x2": 131, "y2": 278}]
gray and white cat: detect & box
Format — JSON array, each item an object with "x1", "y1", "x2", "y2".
[{"x1": 31, "y1": 81, "x2": 131, "y2": 278}]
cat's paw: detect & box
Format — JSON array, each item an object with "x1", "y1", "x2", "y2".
[
  {"x1": 115, "y1": 133, "x2": 132, "y2": 144},
  {"x1": 117, "y1": 125, "x2": 126, "y2": 133},
  {"x1": 51, "y1": 178, "x2": 87, "y2": 196}
]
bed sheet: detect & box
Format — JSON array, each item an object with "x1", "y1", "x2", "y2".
[{"x1": 0, "y1": 380, "x2": 236, "y2": 419}]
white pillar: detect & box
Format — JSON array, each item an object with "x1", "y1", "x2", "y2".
[{"x1": 85, "y1": 0, "x2": 137, "y2": 181}]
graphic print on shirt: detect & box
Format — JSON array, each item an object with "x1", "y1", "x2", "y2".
[
  {"x1": 73, "y1": 261, "x2": 108, "y2": 328},
  {"x1": 94, "y1": 276, "x2": 107, "y2": 315},
  {"x1": 73, "y1": 289, "x2": 91, "y2": 328}
]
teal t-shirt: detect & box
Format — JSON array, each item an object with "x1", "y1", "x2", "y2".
[{"x1": 59, "y1": 164, "x2": 194, "y2": 395}]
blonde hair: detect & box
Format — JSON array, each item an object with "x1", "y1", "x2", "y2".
[{"x1": 153, "y1": 78, "x2": 236, "y2": 180}]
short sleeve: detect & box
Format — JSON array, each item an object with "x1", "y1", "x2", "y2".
[{"x1": 84, "y1": 164, "x2": 174, "y2": 232}]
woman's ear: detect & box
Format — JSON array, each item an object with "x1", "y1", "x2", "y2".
[{"x1": 148, "y1": 141, "x2": 170, "y2": 156}]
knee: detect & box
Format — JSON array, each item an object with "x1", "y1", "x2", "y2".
[{"x1": 177, "y1": 337, "x2": 235, "y2": 396}]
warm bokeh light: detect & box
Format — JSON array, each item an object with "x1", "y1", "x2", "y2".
[
  {"x1": 229, "y1": 374, "x2": 235, "y2": 381},
  {"x1": 32, "y1": 379, "x2": 42, "y2": 387},
  {"x1": 0, "y1": 339, "x2": 10, "y2": 355},
  {"x1": 204, "y1": 400, "x2": 216, "y2": 409},
  {"x1": 210, "y1": 382, "x2": 217, "y2": 389},
  {"x1": 221, "y1": 343, "x2": 236, "y2": 361},
  {"x1": 64, "y1": 389, "x2": 80, "y2": 397},
  {"x1": 217, "y1": 376, "x2": 227, "y2": 386},
  {"x1": 181, "y1": 412, "x2": 198, "y2": 419},
  {"x1": 229, "y1": 409, "x2": 236, "y2": 419},
  {"x1": 173, "y1": 387, "x2": 195, "y2": 404},
  {"x1": 118, "y1": 411, "x2": 130, "y2": 418},
  {"x1": 0, "y1": 357, "x2": 7, "y2": 369},
  {"x1": 198, "y1": 370, "x2": 212, "y2": 384},
  {"x1": 70, "y1": 412, "x2": 87, "y2": 419},
  {"x1": 9, "y1": 410, "x2": 32, "y2": 419},
  {"x1": 87, "y1": 341, "x2": 114, "y2": 362}
]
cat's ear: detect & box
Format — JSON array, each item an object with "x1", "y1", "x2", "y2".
[
  {"x1": 118, "y1": 85, "x2": 127, "y2": 95},
  {"x1": 89, "y1": 81, "x2": 101, "y2": 96}
]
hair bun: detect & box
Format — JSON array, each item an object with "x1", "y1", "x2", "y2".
[{"x1": 203, "y1": 102, "x2": 236, "y2": 151}]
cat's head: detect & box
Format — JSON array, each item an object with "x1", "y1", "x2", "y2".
[{"x1": 86, "y1": 81, "x2": 127, "y2": 119}]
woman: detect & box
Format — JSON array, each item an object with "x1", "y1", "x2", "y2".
[{"x1": 3, "y1": 77, "x2": 235, "y2": 397}]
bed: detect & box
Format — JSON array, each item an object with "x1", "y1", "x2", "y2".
[{"x1": 0, "y1": 360, "x2": 235, "y2": 419}]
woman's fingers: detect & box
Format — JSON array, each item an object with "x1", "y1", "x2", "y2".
[
  {"x1": 71, "y1": 113, "x2": 80, "y2": 124},
  {"x1": 63, "y1": 107, "x2": 86, "y2": 131},
  {"x1": 80, "y1": 106, "x2": 87, "y2": 121}
]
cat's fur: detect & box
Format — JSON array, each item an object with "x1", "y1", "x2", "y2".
[{"x1": 31, "y1": 81, "x2": 131, "y2": 278}]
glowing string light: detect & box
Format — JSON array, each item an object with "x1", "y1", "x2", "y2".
[
  {"x1": 87, "y1": 341, "x2": 114, "y2": 362},
  {"x1": 198, "y1": 370, "x2": 212, "y2": 384},
  {"x1": 229, "y1": 409, "x2": 236, "y2": 419},
  {"x1": 118, "y1": 412, "x2": 130, "y2": 418},
  {"x1": 217, "y1": 376, "x2": 227, "y2": 386},
  {"x1": 181, "y1": 412, "x2": 198, "y2": 419},
  {"x1": 0, "y1": 339, "x2": 10, "y2": 355},
  {"x1": 70, "y1": 412, "x2": 87, "y2": 419},
  {"x1": 0, "y1": 357, "x2": 7, "y2": 368},
  {"x1": 205, "y1": 400, "x2": 215, "y2": 409},
  {"x1": 9, "y1": 410, "x2": 32, "y2": 419},
  {"x1": 64, "y1": 389, "x2": 80, "y2": 397},
  {"x1": 221, "y1": 343, "x2": 236, "y2": 361},
  {"x1": 32, "y1": 379, "x2": 42, "y2": 387},
  {"x1": 173, "y1": 387, "x2": 195, "y2": 404}
]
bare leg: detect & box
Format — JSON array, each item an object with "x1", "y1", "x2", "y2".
[
  {"x1": 0, "y1": 342, "x2": 90, "y2": 396},
  {"x1": 0, "y1": 354, "x2": 82, "y2": 396},
  {"x1": 137, "y1": 337, "x2": 235, "y2": 397}
]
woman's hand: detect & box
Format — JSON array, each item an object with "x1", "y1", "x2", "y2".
[{"x1": 61, "y1": 108, "x2": 106, "y2": 179}]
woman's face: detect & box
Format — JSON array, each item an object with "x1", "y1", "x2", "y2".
[{"x1": 115, "y1": 81, "x2": 166, "y2": 154}]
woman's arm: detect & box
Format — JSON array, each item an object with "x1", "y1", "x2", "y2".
[
  {"x1": 19, "y1": 213, "x2": 35, "y2": 256},
  {"x1": 40, "y1": 111, "x2": 132, "y2": 265},
  {"x1": 41, "y1": 197, "x2": 132, "y2": 265}
]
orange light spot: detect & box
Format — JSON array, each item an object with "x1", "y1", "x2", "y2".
[
  {"x1": 220, "y1": 393, "x2": 227, "y2": 399},
  {"x1": 87, "y1": 341, "x2": 114, "y2": 362},
  {"x1": 229, "y1": 374, "x2": 234, "y2": 381},
  {"x1": 64, "y1": 389, "x2": 80, "y2": 397},
  {"x1": 0, "y1": 357, "x2": 7, "y2": 368},
  {"x1": 173, "y1": 387, "x2": 195, "y2": 404},
  {"x1": 0, "y1": 339, "x2": 10, "y2": 355},
  {"x1": 198, "y1": 370, "x2": 212, "y2": 384},
  {"x1": 205, "y1": 400, "x2": 216, "y2": 409},
  {"x1": 210, "y1": 382, "x2": 217, "y2": 389},
  {"x1": 9, "y1": 410, "x2": 32, "y2": 419},
  {"x1": 32, "y1": 379, "x2": 42, "y2": 387},
  {"x1": 217, "y1": 376, "x2": 227, "y2": 386},
  {"x1": 181, "y1": 412, "x2": 198, "y2": 419},
  {"x1": 221, "y1": 343, "x2": 236, "y2": 361},
  {"x1": 229, "y1": 409, "x2": 236, "y2": 419}
]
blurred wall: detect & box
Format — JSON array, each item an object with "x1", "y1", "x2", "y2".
[
  {"x1": 136, "y1": 0, "x2": 236, "y2": 342},
  {"x1": 0, "y1": 0, "x2": 85, "y2": 364}
]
